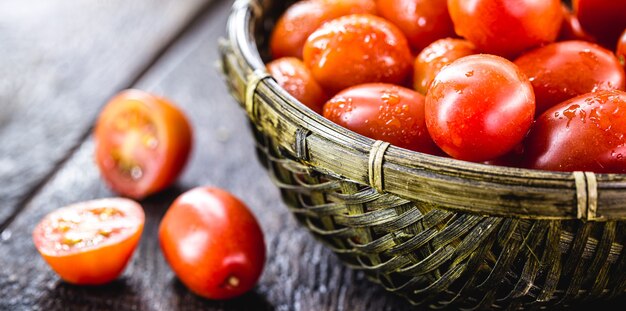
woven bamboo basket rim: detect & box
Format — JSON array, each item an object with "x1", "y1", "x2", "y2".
[{"x1": 220, "y1": 0, "x2": 626, "y2": 222}]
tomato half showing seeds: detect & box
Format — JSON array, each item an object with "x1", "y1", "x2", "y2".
[
  {"x1": 323, "y1": 83, "x2": 441, "y2": 154},
  {"x1": 514, "y1": 40, "x2": 626, "y2": 115},
  {"x1": 303, "y1": 14, "x2": 413, "y2": 93},
  {"x1": 159, "y1": 187, "x2": 266, "y2": 300},
  {"x1": 375, "y1": 0, "x2": 455, "y2": 52},
  {"x1": 447, "y1": 0, "x2": 562, "y2": 58},
  {"x1": 524, "y1": 90, "x2": 626, "y2": 173},
  {"x1": 413, "y1": 38, "x2": 476, "y2": 95},
  {"x1": 32, "y1": 198, "x2": 145, "y2": 285},
  {"x1": 269, "y1": 0, "x2": 377, "y2": 59},
  {"x1": 95, "y1": 89, "x2": 192, "y2": 200},
  {"x1": 425, "y1": 54, "x2": 535, "y2": 162},
  {"x1": 267, "y1": 57, "x2": 329, "y2": 114}
]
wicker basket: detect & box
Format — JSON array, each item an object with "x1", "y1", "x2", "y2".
[{"x1": 219, "y1": 0, "x2": 626, "y2": 309}]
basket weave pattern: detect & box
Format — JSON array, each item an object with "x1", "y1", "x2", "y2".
[{"x1": 220, "y1": 0, "x2": 626, "y2": 308}]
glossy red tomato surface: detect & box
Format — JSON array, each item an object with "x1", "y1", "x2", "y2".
[
  {"x1": 514, "y1": 40, "x2": 626, "y2": 115},
  {"x1": 524, "y1": 90, "x2": 626, "y2": 173},
  {"x1": 447, "y1": 0, "x2": 562, "y2": 58},
  {"x1": 323, "y1": 83, "x2": 441, "y2": 154},
  {"x1": 33, "y1": 198, "x2": 144, "y2": 285},
  {"x1": 95, "y1": 90, "x2": 192, "y2": 199},
  {"x1": 413, "y1": 38, "x2": 476, "y2": 95},
  {"x1": 267, "y1": 57, "x2": 328, "y2": 114},
  {"x1": 159, "y1": 187, "x2": 265, "y2": 300},
  {"x1": 557, "y1": 4, "x2": 595, "y2": 42},
  {"x1": 618, "y1": 29, "x2": 626, "y2": 70},
  {"x1": 573, "y1": 0, "x2": 626, "y2": 49},
  {"x1": 269, "y1": 0, "x2": 376, "y2": 59},
  {"x1": 375, "y1": 0, "x2": 455, "y2": 52},
  {"x1": 425, "y1": 54, "x2": 535, "y2": 162},
  {"x1": 303, "y1": 14, "x2": 413, "y2": 93}
]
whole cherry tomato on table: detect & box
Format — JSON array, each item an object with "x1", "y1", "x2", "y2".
[
  {"x1": 269, "y1": 0, "x2": 377, "y2": 59},
  {"x1": 32, "y1": 198, "x2": 145, "y2": 285},
  {"x1": 266, "y1": 57, "x2": 328, "y2": 114},
  {"x1": 413, "y1": 38, "x2": 476, "y2": 95},
  {"x1": 94, "y1": 89, "x2": 192, "y2": 199},
  {"x1": 375, "y1": 0, "x2": 455, "y2": 52},
  {"x1": 514, "y1": 40, "x2": 625, "y2": 115},
  {"x1": 159, "y1": 187, "x2": 266, "y2": 300},
  {"x1": 425, "y1": 54, "x2": 535, "y2": 162},
  {"x1": 447, "y1": 0, "x2": 562, "y2": 58},
  {"x1": 323, "y1": 83, "x2": 441, "y2": 154},
  {"x1": 303, "y1": 14, "x2": 413, "y2": 93},
  {"x1": 573, "y1": 0, "x2": 626, "y2": 50},
  {"x1": 524, "y1": 90, "x2": 626, "y2": 173}
]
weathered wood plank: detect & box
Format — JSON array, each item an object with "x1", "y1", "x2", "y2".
[
  {"x1": 0, "y1": 0, "x2": 210, "y2": 225},
  {"x1": 0, "y1": 1, "x2": 412, "y2": 310}
]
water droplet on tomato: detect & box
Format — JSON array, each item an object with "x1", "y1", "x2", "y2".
[{"x1": 130, "y1": 166, "x2": 143, "y2": 180}]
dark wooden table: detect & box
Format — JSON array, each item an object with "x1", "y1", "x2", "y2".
[
  {"x1": 0, "y1": 1, "x2": 623, "y2": 310},
  {"x1": 0, "y1": 1, "x2": 413, "y2": 310}
]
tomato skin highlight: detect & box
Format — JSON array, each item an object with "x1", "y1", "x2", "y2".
[
  {"x1": 303, "y1": 14, "x2": 413, "y2": 93},
  {"x1": 514, "y1": 40, "x2": 626, "y2": 115},
  {"x1": 425, "y1": 54, "x2": 535, "y2": 162},
  {"x1": 269, "y1": 0, "x2": 376, "y2": 59},
  {"x1": 159, "y1": 187, "x2": 266, "y2": 300},
  {"x1": 267, "y1": 57, "x2": 328, "y2": 114},
  {"x1": 447, "y1": 0, "x2": 562, "y2": 58},
  {"x1": 573, "y1": 0, "x2": 626, "y2": 50},
  {"x1": 375, "y1": 0, "x2": 455, "y2": 52},
  {"x1": 524, "y1": 90, "x2": 626, "y2": 173},
  {"x1": 413, "y1": 38, "x2": 476, "y2": 95},
  {"x1": 323, "y1": 83, "x2": 441, "y2": 154},
  {"x1": 95, "y1": 89, "x2": 192, "y2": 199},
  {"x1": 618, "y1": 29, "x2": 626, "y2": 71},
  {"x1": 557, "y1": 4, "x2": 595, "y2": 43},
  {"x1": 32, "y1": 198, "x2": 145, "y2": 285}
]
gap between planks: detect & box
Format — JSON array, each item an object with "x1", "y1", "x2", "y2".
[{"x1": 0, "y1": 0, "x2": 228, "y2": 234}]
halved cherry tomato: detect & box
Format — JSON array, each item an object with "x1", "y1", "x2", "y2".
[
  {"x1": 425, "y1": 54, "x2": 535, "y2": 162},
  {"x1": 514, "y1": 40, "x2": 625, "y2": 115},
  {"x1": 447, "y1": 0, "x2": 562, "y2": 58},
  {"x1": 159, "y1": 187, "x2": 265, "y2": 300},
  {"x1": 303, "y1": 14, "x2": 412, "y2": 93},
  {"x1": 32, "y1": 198, "x2": 144, "y2": 285},
  {"x1": 413, "y1": 38, "x2": 476, "y2": 95},
  {"x1": 267, "y1": 57, "x2": 328, "y2": 114},
  {"x1": 269, "y1": 0, "x2": 376, "y2": 59},
  {"x1": 524, "y1": 90, "x2": 626, "y2": 173},
  {"x1": 618, "y1": 29, "x2": 626, "y2": 70},
  {"x1": 94, "y1": 89, "x2": 192, "y2": 199},
  {"x1": 323, "y1": 83, "x2": 441, "y2": 154},
  {"x1": 375, "y1": 0, "x2": 455, "y2": 52},
  {"x1": 573, "y1": 0, "x2": 626, "y2": 50}
]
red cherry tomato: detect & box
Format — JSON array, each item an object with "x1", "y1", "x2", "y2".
[
  {"x1": 95, "y1": 90, "x2": 192, "y2": 199},
  {"x1": 159, "y1": 187, "x2": 265, "y2": 300},
  {"x1": 266, "y1": 57, "x2": 329, "y2": 114},
  {"x1": 413, "y1": 38, "x2": 476, "y2": 95},
  {"x1": 323, "y1": 83, "x2": 441, "y2": 154},
  {"x1": 618, "y1": 29, "x2": 626, "y2": 70},
  {"x1": 573, "y1": 0, "x2": 626, "y2": 50},
  {"x1": 32, "y1": 198, "x2": 144, "y2": 285},
  {"x1": 269, "y1": 0, "x2": 376, "y2": 59},
  {"x1": 447, "y1": 0, "x2": 562, "y2": 58},
  {"x1": 557, "y1": 4, "x2": 595, "y2": 42},
  {"x1": 514, "y1": 40, "x2": 626, "y2": 115},
  {"x1": 375, "y1": 0, "x2": 455, "y2": 52},
  {"x1": 524, "y1": 90, "x2": 626, "y2": 173},
  {"x1": 303, "y1": 14, "x2": 413, "y2": 93},
  {"x1": 425, "y1": 54, "x2": 535, "y2": 162}
]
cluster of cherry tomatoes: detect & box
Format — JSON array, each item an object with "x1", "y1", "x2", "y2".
[
  {"x1": 268, "y1": 0, "x2": 626, "y2": 173},
  {"x1": 32, "y1": 90, "x2": 266, "y2": 300}
]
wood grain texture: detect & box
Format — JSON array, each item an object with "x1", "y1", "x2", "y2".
[
  {"x1": 0, "y1": 1, "x2": 412, "y2": 310},
  {"x1": 0, "y1": 0, "x2": 209, "y2": 225}
]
